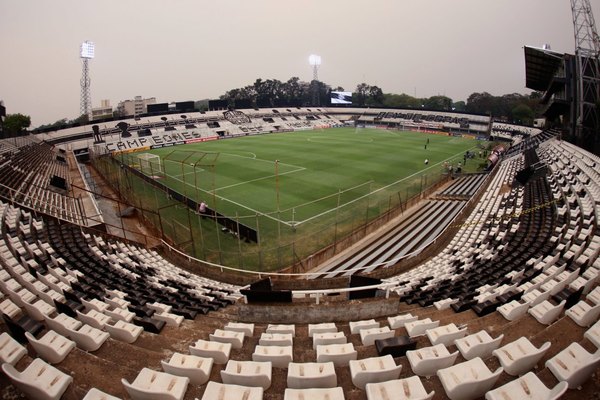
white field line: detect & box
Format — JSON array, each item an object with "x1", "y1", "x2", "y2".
[
  {"x1": 294, "y1": 145, "x2": 479, "y2": 226},
  {"x1": 168, "y1": 173, "x2": 293, "y2": 227},
  {"x1": 214, "y1": 167, "x2": 306, "y2": 192}
]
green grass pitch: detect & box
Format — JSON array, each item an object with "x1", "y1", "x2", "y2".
[{"x1": 140, "y1": 127, "x2": 481, "y2": 228}]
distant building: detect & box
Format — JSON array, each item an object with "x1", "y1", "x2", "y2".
[
  {"x1": 91, "y1": 99, "x2": 113, "y2": 121},
  {"x1": 117, "y1": 96, "x2": 156, "y2": 117}
]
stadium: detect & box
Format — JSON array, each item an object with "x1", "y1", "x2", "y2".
[{"x1": 1, "y1": 2, "x2": 600, "y2": 400}]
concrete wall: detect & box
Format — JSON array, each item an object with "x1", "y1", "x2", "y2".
[{"x1": 237, "y1": 296, "x2": 399, "y2": 324}]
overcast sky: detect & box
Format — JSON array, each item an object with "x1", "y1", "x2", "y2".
[{"x1": 1, "y1": 0, "x2": 597, "y2": 127}]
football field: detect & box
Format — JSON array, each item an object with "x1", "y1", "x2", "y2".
[{"x1": 140, "y1": 127, "x2": 480, "y2": 228}]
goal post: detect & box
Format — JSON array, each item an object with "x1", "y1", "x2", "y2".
[{"x1": 137, "y1": 153, "x2": 163, "y2": 175}]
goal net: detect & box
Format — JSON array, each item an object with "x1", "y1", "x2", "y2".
[{"x1": 137, "y1": 153, "x2": 162, "y2": 175}]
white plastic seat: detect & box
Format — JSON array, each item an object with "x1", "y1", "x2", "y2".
[
  {"x1": 493, "y1": 336, "x2": 551, "y2": 376},
  {"x1": 154, "y1": 311, "x2": 184, "y2": 327},
  {"x1": 349, "y1": 319, "x2": 379, "y2": 334},
  {"x1": 224, "y1": 322, "x2": 254, "y2": 337},
  {"x1": 528, "y1": 300, "x2": 566, "y2": 325},
  {"x1": 81, "y1": 297, "x2": 110, "y2": 313},
  {"x1": 287, "y1": 361, "x2": 337, "y2": 389},
  {"x1": 2, "y1": 358, "x2": 73, "y2": 400},
  {"x1": 406, "y1": 343, "x2": 459, "y2": 377},
  {"x1": 252, "y1": 345, "x2": 293, "y2": 368},
  {"x1": 426, "y1": 323, "x2": 467, "y2": 346},
  {"x1": 44, "y1": 313, "x2": 82, "y2": 338},
  {"x1": 25, "y1": 330, "x2": 75, "y2": 364},
  {"x1": 65, "y1": 323, "x2": 110, "y2": 352},
  {"x1": 405, "y1": 318, "x2": 440, "y2": 337},
  {"x1": 360, "y1": 326, "x2": 395, "y2": 346},
  {"x1": 349, "y1": 354, "x2": 402, "y2": 390},
  {"x1": 545, "y1": 342, "x2": 600, "y2": 389},
  {"x1": 284, "y1": 387, "x2": 344, "y2": 400},
  {"x1": 485, "y1": 371, "x2": 568, "y2": 400},
  {"x1": 387, "y1": 313, "x2": 418, "y2": 329},
  {"x1": 189, "y1": 339, "x2": 231, "y2": 364},
  {"x1": 365, "y1": 376, "x2": 434, "y2": 400},
  {"x1": 521, "y1": 289, "x2": 551, "y2": 307},
  {"x1": 76, "y1": 309, "x2": 111, "y2": 330},
  {"x1": 220, "y1": 360, "x2": 272, "y2": 390},
  {"x1": 566, "y1": 299, "x2": 600, "y2": 327},
  {"x1": 259, "y1": 332, "x2": 293, "y2": 347},
  {"x1": 584, "y1": 319, "x2": 600, "y2": 348},
  {"x1": 0, "y1": 298, "x2": 20, "y2": 319},
  {"x1": 105, "y1": 320, "x2": 143, "y2": 344},
  {"x1": 210, "y1": 329, "x2": 244, "y2": 349},
  {"x1": 454, "y1": 330, "x2": 503, "y2": 360},
  {"x1": 316, "y1": 343, "x2": 358, "y2": 366},
  {"x1": 0, "y1": 332, "x2": 27, "y2": 366},
  {"x1": 312, "y1": 331, "x2": 347, "y2": 349},
  {"x1": 161, "y1": 352, "x2": 213, "y2": 385},
  {"x1": 200, "y1": 381, "x2": 263, "y2": 400},
  {"x1": 122, "y1": 367, "x2": 189, "y2": 400},
  {"x1": 266, "y1": 323, "x2": 295, "y2": 335},
  {"x1": 437, "y1": 357, "x2": 502, "y2": 400},
  {"x1": 308, "y1": 322, "x2": 337, "y2": 337},
  {"x1": 497, "y1": 300, "x2": 531, "y2": 321},
  {"x1": 22, "y1": 298, "x2": 55, "y2": 322},
  {"x1": 82, "y1": 387, "x2": 122, "y2": 400},
  {"x1": 586, "y1": 286, "x2": 600, "y2": 305},
  {"x1": 104, "y1": 307, "x2": 135, "y2": 323}
]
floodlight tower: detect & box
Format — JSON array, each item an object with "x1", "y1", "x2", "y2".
[
  {"x1": 80, "y1": 41, "x2": 95, "y2": 120},
  {"x1": 309, "y1": 54, "x2": 322, "y2": 106},
  {"x1": 570, "y1": 0, "x2": 600, "y2": 149}
]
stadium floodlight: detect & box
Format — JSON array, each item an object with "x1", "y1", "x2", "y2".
[
  {"x1": 80, "y1": 41, "x2": 95, "y2": 59},
  {"x1": 309, "y1": 54, "x2": 321, "y2": 82},
  {"x1": 80, "y1": 41, "x2": 94, "y2": 120},
  {"x1": 308, "y1": 54, "x2": 321, "y2": 66}
]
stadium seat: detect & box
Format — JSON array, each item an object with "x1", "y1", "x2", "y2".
[
  {"x1": 259, "y1": 332, "x2": 293, "y2": 347},
  {"x1": 406, "y1": 343, "x2": 459, "y2": 377},
  {"x1": 348, "y1": 354, "x2": 402, "y2": 390},
  {"x1": 283, "y1": 387, "x2": 344, "y2": 400},
  {"x1": 349, "y1": 319, "x2": 379, "y2": 334},
  {"x1": 312, "y1": 331, "x2": 347, "y2": 349},
  {"x1": 545, "y1": 342, "x2": 600, "y2": 389},
  {"x1": 161, "y1": 352, "x2": 213, "y2": 385},
  {"x1": 210, "y1": 329, "x2": 244, "y2": 349},
  {"x1": 360, "y1": 326, "x2": 395, "y2": 346},
  {"x1": 437, "y1": 357, "x2": 502, "y2": 400},
  {"x1": 528, "y1": 300, "x2": 566, "y2": 325},
  {"x1": 405, "y1": 318, "x2": 440, "y2": 337},
  {"x1": 189, "y1": 339, "x2": 231, "y2": 364},
  {"x1": 25, "y1": 330, "x2": 75, "y2": 364},
  {"x1": 365, "y1": 376, "x2": 434, "y2": 400},
  {"x1": 493, "y1": 337, "x2": 550, "y2": 376},
  {"x1": 316, "y1": 343, "x2": 358, "y2": 366},
  {"x1": 2, "y1": 358, "x2": 73, "y2": 400},
  {"x1": 200, "y1": 381, "x2": 263, "y2": 400},
  {"x1": 485, "y1": 372, "x2": 568, "y2": 400},
  {"x1": 426, "y1": 323, "x2": 468, "y2": 346},
  {"x1": 287, "y1": 361, "x2": 337, "y2": 389},
  {"x1": 566, "y1": 299, "x2": 600, "y2": 327},
  {"x1": 0, "y1": 332, "x2": 27, "y2": 366},
  {"x1": 224, "y1": 322, "x2": 254, "y2": 337},
  {"x1": 251, "y1": 342, "x2": 292, "y2": 368},
  {"x1": 122, "y1": 367, "x2": 189, "y2": 400},
  {"x1": 387, "y1": 313, "x2": 418, "y2": 329},
  {"x1": 454, "y1": 330, "x2": 504, "y2": 360},
  {"x1": 220, "y1": 360, "x2": 272, "y2": 390},
  {"x1": 308, "y1": 322, "x2": 337, "y2": 337}
]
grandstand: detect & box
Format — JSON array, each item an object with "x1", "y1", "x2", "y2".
[{"x1": 1, "y1": 102, "x2": 600, "y2": 399}]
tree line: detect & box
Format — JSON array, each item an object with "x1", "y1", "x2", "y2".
[
  {"x1": 0, "y1": 79, "x2": 543, "y2": 137},
  {"x1": 219, "y1": 77, "x2": 542, "y2": 125}
]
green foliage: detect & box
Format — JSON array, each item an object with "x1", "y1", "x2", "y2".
[{"x1": 2, "y1": 113, "x2": 31, "y2": 137}]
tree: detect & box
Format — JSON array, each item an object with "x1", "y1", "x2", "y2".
[
  {"x1": 424, "y1": 95, "x2": 452, "y2": 111},
  {"x1": 511, "y1": 104, "x2": 534, "y2": 125},
  {"x1": 2, "y1": 113, "x2": 31, "y2": 137}
]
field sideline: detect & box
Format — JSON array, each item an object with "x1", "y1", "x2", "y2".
[{"x1": 137, "y1": 128, "x2": 482, "y2": 228}]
